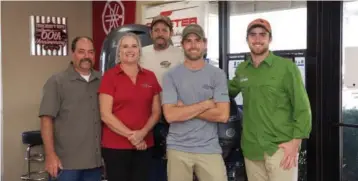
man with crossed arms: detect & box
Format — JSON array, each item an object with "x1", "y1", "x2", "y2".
[{"x1": 162, "y1": 24, "x2": 230, "y2": 181}]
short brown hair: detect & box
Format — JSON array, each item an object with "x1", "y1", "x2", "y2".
[{"x1": 71, "y1": 36, "x2": 94, "y2": 52}]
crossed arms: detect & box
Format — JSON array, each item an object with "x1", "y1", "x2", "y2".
[
  {"x1": 162, "y1": 70, "x2": 230, "y2": 123},
  {"x1": 163, "y1": 100, "x2": 229, "y2": 123}
]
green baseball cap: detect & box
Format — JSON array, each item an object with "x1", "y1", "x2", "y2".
[{"x1": 182, "y1": 24, "x2": 205, "y2": 40}]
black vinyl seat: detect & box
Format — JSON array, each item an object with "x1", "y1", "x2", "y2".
[
  {"x1": 22, "y1": 131, "x2": 43, "y2": 146},
  {"x1": 21, "y1": 130, "x2": 47, "y2": 181}
]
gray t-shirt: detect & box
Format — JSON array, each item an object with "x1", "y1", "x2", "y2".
[{"x1": 162, "y1": 63, "x2": 230, "y2": 154}]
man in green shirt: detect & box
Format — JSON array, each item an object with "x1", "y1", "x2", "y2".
[{"x1": 228, "y1": 18, "x2": 312, "y2": 181}]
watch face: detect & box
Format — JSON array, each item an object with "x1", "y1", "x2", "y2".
[{"x1": 160, "y1": 60, "x2": 171, "y2": 68}]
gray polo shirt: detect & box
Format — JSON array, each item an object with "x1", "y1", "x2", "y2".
[
  {"x1": 162, "y1": 63, "x2": 230, "y2": 154},
  {"x1": 39, "y1": 63, "x2": 102, "y2": 169}
]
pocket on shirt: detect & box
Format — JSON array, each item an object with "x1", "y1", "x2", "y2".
[
  {"x1": 260, "y1": 77, "x2": 284, "y2": 106},
  {"x1": 199, "y1": 88, "x2": 214, "y2": 100}
]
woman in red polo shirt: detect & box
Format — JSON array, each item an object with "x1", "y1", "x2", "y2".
[{"x1": 98, "y1": 33, "x2": 162, "y2": 181}]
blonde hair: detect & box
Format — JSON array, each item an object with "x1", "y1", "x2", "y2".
[{"x1": 115, "y1": 32, "x2": 143, "y2": 64}]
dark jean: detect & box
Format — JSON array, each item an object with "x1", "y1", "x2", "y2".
[
  {"x1": 148, "y1": 158, "x2": 167, "y2": 181},
  {"x1": 48, "y1": 167, "x2": 102, "y2": 181},
  {"x1": 102, "y1": 147, "x2": 152, "y2": 181}
]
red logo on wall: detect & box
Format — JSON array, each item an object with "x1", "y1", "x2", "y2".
[
  {"x1": 92, "y1": 1, "x2": 136, "y2": 70},
  {"x1": 102, "y1": 1, "x2": 126, "y2": 35}
]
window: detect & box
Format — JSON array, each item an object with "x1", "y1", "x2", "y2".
[
  {"x1": 206, "y1": 1, "x2": 219, "y2": 67},
  {"x1": 206, "y1": 13, "x2": 219, "y2": 67},
  {"x1": 229, "y1": 2, "x2": 306, "y2": 53},
  {"x1": 341, "y1": 1, "x2": 358, "y2": 181}
]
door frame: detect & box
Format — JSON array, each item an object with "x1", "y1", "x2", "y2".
[{"x1": 306, "y1": 1, "x2": 343, "y2": 181}]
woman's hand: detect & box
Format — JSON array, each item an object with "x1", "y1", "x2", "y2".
[
  {"x1": 135, "y1": 140, "x2": 147, "y2": 150},
  {"x1": 128, "y1": 129, "x2": 148, "y2": 146}
]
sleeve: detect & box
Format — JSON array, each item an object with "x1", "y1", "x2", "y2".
[
  {"x1": 228, "y1": 65, "x2": 242, "y2": 98},
  {"x1": 151, "y1": 72, "x2": 162, "y2": 95},
  {"x1": 98, "y1": 71, "x2": 115, "y2": 97},
  {"x1": 285, "y1": 62, "x2": 312, "y2": 139},
  {"x1": 213, "y1": 70, "x2": 230, "y2": 102},
  {"x1": 39, "y1": 75, "x2": 60, "y2": 118},
  {"x1": 161, "y1": 72, "x2": 178, "y2": 105}
]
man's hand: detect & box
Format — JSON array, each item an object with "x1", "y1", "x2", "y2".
[
  {"x1": 279, "y1": 139, "x2": 301, "y2": 170},
  {"x1": 177, "y1": 99, "x2": 215, "y2": 109},
  {"x1": 45, "y1": 153, "x2": 63, "y2": 178},
  {"x1": 202, "y1": 99, "x2": 215, "y2": 109},
  {"x1": 128, "y1": 129, "x2": 148, "y2": 146},
  {"x1": 135, "y1": 140, "x2": 148, "y2": 150}
]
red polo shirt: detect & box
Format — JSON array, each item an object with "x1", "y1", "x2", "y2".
[{"x1": 98, "y1": 64, "x2": 161, "y2": 149}]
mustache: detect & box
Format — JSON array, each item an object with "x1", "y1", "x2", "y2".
[
  {"x1": 155, "y1": 37, "x2": 166, "y2": 41},
  {"x1": 80, "y1": 58, "x2": 92, "y2": 64},
  {"x1": 188, "y1": 48, "x2": 200, "y2": 52}
]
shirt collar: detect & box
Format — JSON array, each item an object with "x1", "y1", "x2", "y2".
[
  {"x1": 246, "y1": 51, "x2": 274, "y2": 68},
  {"x1": 66, "y1": 62, "x2": 101, "y2": 81},
  {"x1": 114, "y1": 63, "x2": 144, "y2": 74}
]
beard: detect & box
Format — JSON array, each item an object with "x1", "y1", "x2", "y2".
[
  {"x1": 79, "y1": 58, "x2": 93, "y2": 68},
  {"x1": 154, "y1": 37, "x2": 169, "y2": 50},
  {"x1": 184, "y1": 48, "x2": 203, "y2": 61},
  {"x1": 249, "y1": 44, "x2": 269, "y2": 56}
]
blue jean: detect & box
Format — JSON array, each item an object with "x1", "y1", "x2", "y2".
[{"x1": 48, "y1": 167, "x2": 102, "y2": 181}]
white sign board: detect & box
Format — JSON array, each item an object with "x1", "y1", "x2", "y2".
[
  {"x1": 142, "y1": 1, "x2": 209, "y2": 48},
  {"x1": 344, "y1": 46, "x2": 358, "y2": 89}
]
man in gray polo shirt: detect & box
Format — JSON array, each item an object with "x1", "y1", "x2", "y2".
[
  {"x1": 39, "y1": 36, "x2": 102, "y2": 181},
  {"x1": 162, "y1": 24, "x2": 230, "y2": 181}
]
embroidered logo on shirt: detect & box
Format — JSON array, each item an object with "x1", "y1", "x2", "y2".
[
  {"x1": 160, "y1": 61, "x2": 171, "y2": 68},
  {"x1": 240, "y1": 77, "x2": 248, "y2": 82},
  {"x1": 202, "y1": 84, "x2": 214, "y2": 90},
  {"x1": 141, "y1": 83, "x2": 152, "y2": 88}
]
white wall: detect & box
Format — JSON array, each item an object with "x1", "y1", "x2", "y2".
[{"x1": 1, "y1": 2, "x2": 92, "y2": 181}]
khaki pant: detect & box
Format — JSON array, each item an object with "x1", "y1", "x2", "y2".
[
  {"x1": 244, "y1": 148, "x2": 298, "y2": 181},
  {"x1": 167, "y1": 149, "x2": 228, "y2": 181}
]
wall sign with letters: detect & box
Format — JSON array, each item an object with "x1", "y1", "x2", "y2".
[{"x1": 30, "y1": 15, "x2": 68, "y2": 56}]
